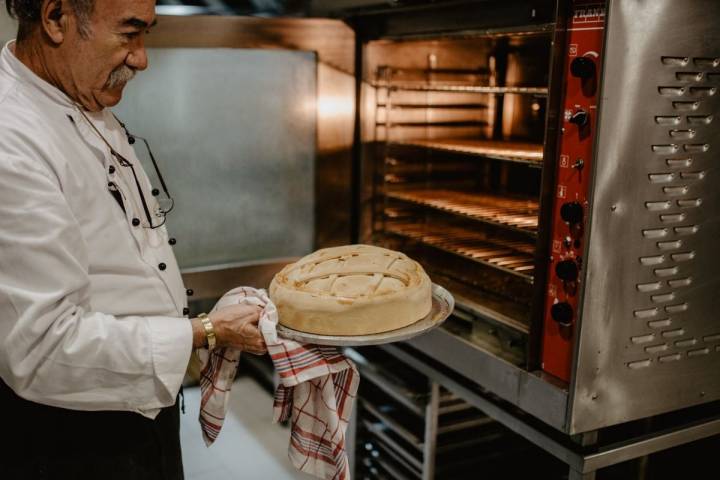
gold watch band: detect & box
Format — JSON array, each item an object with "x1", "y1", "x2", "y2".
[{"x1": 198, "y1": 313, "x2": 216, "y2": 351}]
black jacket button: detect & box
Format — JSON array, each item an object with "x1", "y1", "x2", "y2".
[
  {"x1": 182, "y1": 307, "x2": 190, "y2": 316},
  {"x1": 152, "y1": 188, "x2": 160, "y2": 197},
  {"x1": 109, "y1": 165, "x2": 116, "y2": 174},
  {"x1": 158, "y1": 263, "x2": 167, "y2": 271},
  {"x1": 186, "y1": 289, "x2": 194, "y2": 297},
  {"x1": 169, "y1": 238, "x2": 177, "y2": 246},
  {"x1": 132, "y1": 218, "x2": 140, "y2": 227}
]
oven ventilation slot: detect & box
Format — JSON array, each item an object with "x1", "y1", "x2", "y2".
[{"x1": 628, "y1": 52, "x2": 716, "y2": 365}]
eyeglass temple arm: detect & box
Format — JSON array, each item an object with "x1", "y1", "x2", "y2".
[{"x1": 111, "y1": 113, "x2": 173, "y2": 207}]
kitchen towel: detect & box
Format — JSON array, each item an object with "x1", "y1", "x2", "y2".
[{"x1": 197, "y1": 286, "x2": 359, "y2": 480}]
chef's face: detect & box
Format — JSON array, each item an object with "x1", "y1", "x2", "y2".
[{"x1": 64, "y1": 0, "x2": 156, "y2": 111}]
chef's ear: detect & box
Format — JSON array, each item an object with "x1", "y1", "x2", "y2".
[{"x1": 41, "y1": 0, "x2": 69, "y2": 44}]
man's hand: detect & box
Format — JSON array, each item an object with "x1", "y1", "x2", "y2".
[{"x1": 191, "y1": 304, "x2": 267, "y2": 355}]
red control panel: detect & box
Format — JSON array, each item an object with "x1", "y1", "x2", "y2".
[{"x1": 541, "y1": 1, "x2": 607, "y2": 382}]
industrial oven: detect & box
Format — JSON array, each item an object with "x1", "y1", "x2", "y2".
[
  {"x1": 120, "y1": 1, "x2": 719, "y2": 476},
  {"x1": 307, "y1": 0, "x2": 720, "y2": 474}
]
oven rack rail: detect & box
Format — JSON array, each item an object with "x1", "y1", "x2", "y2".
[
  {"x1": 360, "y1": 398, "x2": 493, "y2": 452},
  {"x1": 386, "y1": 188, "x2": 539, "y2": 235},
  {"x1": 353, "y1": 346, "x2": 558, "y2": 480},
  {"x1": 377, "y1": 66, "x2": 491, "y2": 76},
  {"x1": 377, "y1": 102, "x2": 489, "y2": 110},
  {"x1": 380, "y1": 83, "x2": 549, "y2": 96},
  {"x1": 358, "y1": 414, "x2": 511, "y2": 480},
  {"x1": 385, "y1": 221, "x2": 535, "y2": 281},
  {"x1": 347, "y1": 347, "x2": 473, "y2": 412},
  {"x1": 377, "y1": 120, "x2": 489, "y2": 128},
  {"x1": 389, "y1": 138, "x2": 544, "y2": 166},
  {"x1": 355, "y1": 351, "x2": 502, "y2": 479}
]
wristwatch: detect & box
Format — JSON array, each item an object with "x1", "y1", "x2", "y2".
[{"x1": 198, "y1": 313, "x2": 216, "y2": 351}]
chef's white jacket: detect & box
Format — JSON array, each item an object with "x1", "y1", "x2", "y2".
[{"x1": 0, "y1": 41, "x2": 193, "y2": 419}]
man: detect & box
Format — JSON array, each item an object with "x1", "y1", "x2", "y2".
[{"x1": 0, "y1": 0, "x2": 267, "y2": 478}]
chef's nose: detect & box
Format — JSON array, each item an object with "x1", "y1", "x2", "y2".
[{"x1": 126, "y1": 42, "x2": 148, "y2": 71}]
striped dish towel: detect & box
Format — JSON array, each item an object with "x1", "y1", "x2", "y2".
[
  {"x1": 198, "y1": 287, "x2": 359, "y2": 480},
  {"x1": 196, "y1": 287, "x2": 263, "y2": 445}
]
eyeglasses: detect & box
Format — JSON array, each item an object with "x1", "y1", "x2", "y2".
[{"x1": 75, "y1": 108, "x2": 174, "y2": 229}]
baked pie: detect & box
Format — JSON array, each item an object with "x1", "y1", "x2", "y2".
[{"x1": 269, "y1": 244, "x2": 432, "y2": 335}]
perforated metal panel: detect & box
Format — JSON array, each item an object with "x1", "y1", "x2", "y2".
[
  {"x1": 569, "y1": 0, "x2": 720, "y2": 433},
  {"x1": 626, "y1": 53, "x2": 718, "y2": 368}
]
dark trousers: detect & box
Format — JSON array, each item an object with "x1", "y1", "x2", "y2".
[{"x1": 0, "y1": 379, "x2": 184, "y2": 480}]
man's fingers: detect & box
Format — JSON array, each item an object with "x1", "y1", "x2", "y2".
[
  {"x1": 246, "y1": 346, "x2": 267, "y2": 356},
  {"x1": 236, "y1": 322, "x2": 266, "y2": 352},
  {"x1": 240, "y1": 322, "x2": 259, "y2": 336},
  {"x1": 220, "y1": 304, "x2": 262, "y2": 318},
  {"x1": 243, "y1": 339, "x2": 266, "y2": 355},
  {"x1": 214, "y1": 303, "x2": 267, "y2": 352},
  {"x1": 237, "y1": 305, "x2": 261, "y2": 324}
]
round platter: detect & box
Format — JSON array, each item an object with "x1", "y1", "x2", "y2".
[{"x1": 276, "y1": 283, "x2": 454, "y2": 346}]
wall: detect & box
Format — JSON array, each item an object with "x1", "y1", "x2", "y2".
[
  {"x1": 115, "y1": 48, "x2": 317, "y2": 269},
  {"x1": 0, "y1": 7, "x2": 17, "y2": 43},
  {"x1": 145, "y1": 15, "x2": 357, "y2": 250}
]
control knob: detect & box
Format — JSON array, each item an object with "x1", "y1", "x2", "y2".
[
  {"x1": 555, "y1": 259, "x2": 579, "y2": 282},
  {"x1": 551, "y1": 302, "x2": 574, "y2": 327},
  {"x1": 569, "y1": 109, "x2": 589, "y2": 127},
  {"x1": 560, "y1": 202, "x2": 583, "y2": 225},
  {"x1": 571, "y1": 57, "x2": 596, "y2": 79}
]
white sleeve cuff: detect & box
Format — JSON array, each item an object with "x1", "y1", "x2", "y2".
[{"x1": 137, "y1": 316, "x2": 193, "y2": 417}]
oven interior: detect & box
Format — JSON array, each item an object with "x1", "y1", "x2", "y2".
[{"x1": 360, "y1": 32, "x2": 554, "y2": 365}]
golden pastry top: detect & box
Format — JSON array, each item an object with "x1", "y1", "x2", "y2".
[
  {"x1": 273, "y1": 244, "x2": 426, "y2": 301},
  {"x1": 270, "y1": 244, "x2": 433, "y2": 335}
]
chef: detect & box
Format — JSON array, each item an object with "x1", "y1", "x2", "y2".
[{"x1": 0, "y1": 0, "x2": 267, "y2": 478}]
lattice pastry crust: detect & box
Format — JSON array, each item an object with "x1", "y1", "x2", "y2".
[{"x1": 269, "y1": 244, "x2": 432, "y2": 335}]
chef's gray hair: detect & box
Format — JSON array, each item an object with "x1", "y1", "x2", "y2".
[{"x1": 5, "y1": 0, "x2": 95, "y2": 39}]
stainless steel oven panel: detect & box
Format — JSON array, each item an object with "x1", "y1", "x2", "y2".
[
  {"x1": 408, "y1": 326, "x2": 569, "y2": 431},
  {"x1": 570, "y1": 0, "x2": 720, "y2": 434}
]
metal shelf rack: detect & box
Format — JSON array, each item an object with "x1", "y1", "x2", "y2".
[
  {"x1": 386, "y1": 188, "x2": 539, "y2": 234},
  {"x1": 348, "y1": 346, "x2": 566, "y2": 480}
]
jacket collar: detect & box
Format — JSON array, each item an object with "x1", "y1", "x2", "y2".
[{"x1": 1, "y1": 40, "x2": 81, "y2": 112}]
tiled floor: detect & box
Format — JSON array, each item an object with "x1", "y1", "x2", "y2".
[{"x1": 180, "y1": 377, "x2": 310, "y2": 480}]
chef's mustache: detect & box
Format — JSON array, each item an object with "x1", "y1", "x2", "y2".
[{"x1": 106, "y1": 65, "x2": 136, "y2": 89}]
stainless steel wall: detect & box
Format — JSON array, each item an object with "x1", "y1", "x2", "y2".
[
  {"x1": 0, "y1": 10, "x2": 17, "y2": 42},
  {"x1": 139, "y1": 15, "x2": 357, "y2": 254},
  {"x1": 115, "y1": 48, "x2": 317, "y2": 269}
]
